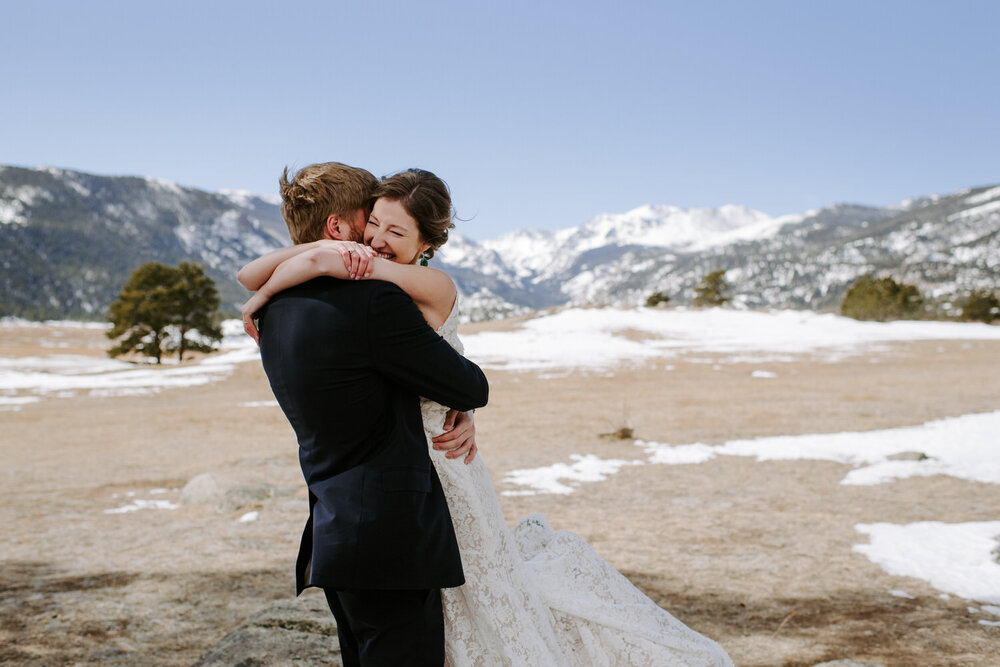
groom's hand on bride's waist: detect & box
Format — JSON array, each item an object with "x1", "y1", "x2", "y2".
[{"x1": 433, "y1": 410, "x2": 478, "y2": 464}]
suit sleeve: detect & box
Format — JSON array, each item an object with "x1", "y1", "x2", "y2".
[{"x1": 368, "y1": 282, "x2": 489, "y2": 412}]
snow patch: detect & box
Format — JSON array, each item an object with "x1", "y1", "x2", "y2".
[
  {"x1": 638, "y1": 411, "x2": 1000, "y2": 487},
  {"x1": 0, "y1": 198, "x2": 28, "y2": 225},
  {"x1": 104, "y1": 498, "x2": 179, "y2": 514},
  {"x1": 854, "y1": 521, "x2": 1000, "y2": 604},
  {"x1": 0, "y1": 396, "x2": 41, "y2": 406},
  {"x1": 0, "y1": 319, "x2": 258, "y2": 403},
  {"x1": 220, "y1": 189, "x2": 281, "y2": 207},
  {"x1": 638, "y1": 442, "x2": 717, "y2": 465},
  {"x1": 501, "y1": 454, "x2": 644, "y2": 495},
  {"x1": 507, "y1": 410, "x2": 1000, "y2": 495},
  {"x1": 145, "y1": 177, "x2": 184, "y2": 195},
  {"x1": 462, "y1": 307, "x2": 1000, "y2": 371},
  {"x1": 964, "y1": 186, "x2": 1000, "y2": 206},
  {"x1": 948, "y1": 198, "x2": 1000, "y2": 221}
]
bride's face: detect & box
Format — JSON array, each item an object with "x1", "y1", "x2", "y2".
[{"x1": 365, "y1": 198, "x2": 430, "y2": 265}]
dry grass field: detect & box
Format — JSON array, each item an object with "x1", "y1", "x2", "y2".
[{"x1": 1, "y1": 320, "x2": 999, "y2": 666}]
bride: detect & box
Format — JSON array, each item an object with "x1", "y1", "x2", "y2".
[{"x1": 239, "y1": 167, "x2": 732, "y2": 666}]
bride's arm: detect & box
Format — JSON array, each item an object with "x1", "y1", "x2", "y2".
[
  {"x1": 246, "y1": 245, "x2": 458, "y2": 331},
  {"x1": 241, "y1": 244, "x2": 373, "y2": 342},
  {"x1": 241, "y1": 243, "x2": 459, "y2": 340},
  {"x1": 237, "y1": 242, "x2": 322, "y2": 291},
  {"x1": 238, "y1": 240, "x2": 377, "y2": 290}
]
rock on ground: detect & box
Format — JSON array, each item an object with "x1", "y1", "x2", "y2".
[
  {"x1": 192, "y1": 591, "x2": 341, "y2": 666},
  {"x1": 181, "y1": 473, "x2": 223, "y2": 506}
]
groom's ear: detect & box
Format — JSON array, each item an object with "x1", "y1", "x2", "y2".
[{"x1": 324, "y1": 215, "x2": 343, "y2": 241}]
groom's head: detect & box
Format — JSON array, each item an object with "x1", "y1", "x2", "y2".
[{"x1": 279, "y1": 162, "x2": 378, "y2": 244}]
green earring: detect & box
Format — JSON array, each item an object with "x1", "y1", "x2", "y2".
[{"x1": 419, "y1": 251, "x2": 429, "y2": 267}]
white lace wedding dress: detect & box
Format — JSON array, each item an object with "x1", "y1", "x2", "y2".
[{"x1": 420, "y1": 304, "x2": 732, "y2": 666}]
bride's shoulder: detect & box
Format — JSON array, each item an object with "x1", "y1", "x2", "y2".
[
  {"x1": 423, "y1": 266, "x2": 456, "y2": 293},
  {"x1": 418, "y1": 267, "x2": 458, "y2": 315}
]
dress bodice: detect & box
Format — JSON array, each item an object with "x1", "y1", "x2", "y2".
[
  {"x1": 420, "y1": 298, "x2": 463, "y2": 437},
  {"x1": 435, "y1": 298, "x2": 463, "y2": 352}
]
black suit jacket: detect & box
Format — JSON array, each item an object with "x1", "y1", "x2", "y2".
[{"x1": 257, "y1": 277, "x2": 489, "y2": 592}]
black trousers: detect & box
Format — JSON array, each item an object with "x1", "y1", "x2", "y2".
[{"x1": 323, "y1": 588, "x2": 444, "y2": 666}]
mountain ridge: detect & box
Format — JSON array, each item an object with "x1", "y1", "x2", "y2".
[
  {"x1": 1, "y1": 163, "x2": 996, "y2": 321},
  {"x1": 0, "y1": 164, "x2": 287, "y2": 319}
]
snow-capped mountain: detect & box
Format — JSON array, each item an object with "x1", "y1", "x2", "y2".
[
  {"x1": 437, "y1": 188, "x2": 998, "y2": 318},
  {"x1": 442, "y1": 203, "x2": 787, "y2": 278},
  {"x1": 437, "y1": 203, "x2": 804, "y2": 316},
  {"x1": 1, "y1": 163, "x2": 996, "y2": 321}
]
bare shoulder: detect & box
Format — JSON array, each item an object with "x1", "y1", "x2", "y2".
[
  {"x1": 423, "y1": 267, "x2": 457, "y2": 297},
  {"x1": 417, "y1": 268, "x2": 457, "y2": 325}
]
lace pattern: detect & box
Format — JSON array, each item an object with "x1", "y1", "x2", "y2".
[{"x1": 421, "y1": 302, "x2": 732, "y2": 666}]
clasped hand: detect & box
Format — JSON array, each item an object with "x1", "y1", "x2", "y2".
[
  {"x1": 328, "y1": 240, "x2": 377, "y2": 280},
  {"x1": 433, "y1": 409, "x2": 478, "y2": 464}
]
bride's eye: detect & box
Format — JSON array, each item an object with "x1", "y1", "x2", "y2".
[{"x1": 366, "y1": 220, "x2": 377, "y2": 227}]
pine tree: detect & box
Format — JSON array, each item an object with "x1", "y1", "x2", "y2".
[
  {"x1": 840, "y1": 274, "x2": 923, "y2": 321},
  {"x1": 958, "y1": 289, "x2": 999, "y2": 323},
  {"x1": 169, "y1": 262, "x2": 223, "y2": 361},
  {"x1": 106, "y1": 262, "x2": 223, "y2": 364},
  {"x1": 694, "y1": 270, "x2": 732, "y2": 307}
]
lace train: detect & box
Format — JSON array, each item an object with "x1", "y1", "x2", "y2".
[{"x1": 421, "y1": 304, "x2": 732, "y2": 666}]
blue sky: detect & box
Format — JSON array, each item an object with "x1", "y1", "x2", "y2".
[{"x1": 3, "y1": 1, "x2": 997, "y2": 240}]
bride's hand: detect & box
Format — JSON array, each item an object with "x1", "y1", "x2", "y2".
[
  {"x1": 241, "y1": 291, "x2": 270, "y2": 345},
  {"x1": 318, "y1": 240, "x2": 377, "y2": 279},
  {"x1": 432, "y1": 410, "x2": 478, "y2": 464}
]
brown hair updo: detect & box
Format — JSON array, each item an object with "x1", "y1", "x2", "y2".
[{"x1": 373, "y1": 169, "x2": 455, "y2": 259}]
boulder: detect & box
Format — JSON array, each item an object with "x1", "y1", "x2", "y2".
[
  {"x1": 181, "y1": 473, "x2": 223, "y2": 506},
  {"x1": 192, "y1": 592, "x2": 341, "y2": 666}
]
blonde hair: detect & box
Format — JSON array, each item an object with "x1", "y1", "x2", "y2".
[
  {"x1": 279, "y1": 162, "x2": 378, "y2": 244},
  {"x1": 373, "y1": 169, "x2": 454, "y2": 259}
]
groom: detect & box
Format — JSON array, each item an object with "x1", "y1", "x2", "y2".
[{"x1": 256, "y1": 162, "x2": 488, "y2": 665}]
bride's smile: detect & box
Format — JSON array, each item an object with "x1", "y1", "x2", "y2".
[{"x1": 365, "y1": 198, "x2": 430, "y2": 266}]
